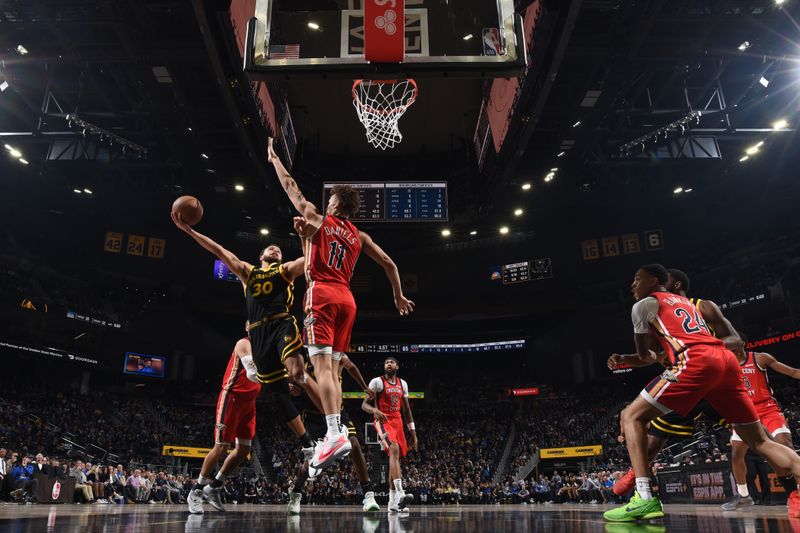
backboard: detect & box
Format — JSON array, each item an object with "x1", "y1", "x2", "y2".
[{"x1": 243, "y1": 0, "x2": 526, "y2": 80}]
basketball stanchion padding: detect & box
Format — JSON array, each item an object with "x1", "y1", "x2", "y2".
[
  {"x1": 364, "y1": 0, "x2": 405, "y2": 62},
  {"x1": 352, "y1": 79, "x2": 418, "y2": 150}
]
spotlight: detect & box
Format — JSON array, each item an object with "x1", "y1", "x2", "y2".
[
  {"x1": 441, "y1": 229, "x2": 451, "y2": 237},
  {"x1": 773, "y1": 119, "x2": 788, "y2": 130},
  {"x1": 83, "y1": 188, "x2": 93, "y2": 194},
  {"x1": 200, "y1": 153, "x2": 209, "y2": 159},
  {"x1": 260, "y1": 228, "x2": 269, "y2": 235},
  {"x1": 759, "y1": 76, "x2": 769, "y2": 88},
  {"x1": 0, "y1": 81, "x2": 8, "y2": 92},
  {"x1": 469, "y1": 230, "x2": 477, "y2": 236},
  {"x1": 307, "y1": 22, "x2": 320, "y2": 30},
  {"x1": 775, "y1": 0, "x2": 786, "y2": 5},
  {"x1": 739, "y1": 155, "x2": 750, "y2": 162},
  {"x1": 572, "y1": 121, "x2": 582, "y2": 128},
  {"x1": 463, "y1": 34, "x2": 474, "y2": 41},
  {"x1": 514, "y1": 208, "x2": 523, "y2": 216},
  {"x1": 673, "y1": 187, "x2": 684, "y2": 194},
  {"x1": 521, "y1": 183, "x2": 531, "y2": 191},
  {"x1": 745, "y1": 144, "x2": 761, "y2": 155},
  {"x1": 8, "y1": 148, "x2": 22, "y2": 158},
  {"x1": 550, "y1": 168, "x2": 559, "y2": 172},
  {"x1": 73, "y1": 189, "x2": 82, "y2": 194},
  {"x1": 15, "y1": 45, "x2": 28, "y2": 55},
  {"x1": 499, "y1": 226, "x2": 509, "y2": 235},
  {"x1": 18, "y1": 158, "x2": 29, "y2": 165},
  {"x1": 685, "y1": 188, "x2": 693, "y2": 193},
  {"x1": 737, "y1": 41, "x2": 751, "y2": 52},
  {"x1": 544, "y1": 172, "x2": 555, "y2": 182},
  {"x1": 234, "y1": 184, "x2": 245, "y2": 192},
  {"x1": 557, "y1": 151, "x2": 566, "y2": 158}
]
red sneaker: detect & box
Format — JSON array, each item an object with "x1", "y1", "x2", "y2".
[
  {"x1": 612, "y1": 468, "x2": 636, "y2": 497},
  {"x1": 788, "y1": 490, "x2": 800, "y2": 518}
]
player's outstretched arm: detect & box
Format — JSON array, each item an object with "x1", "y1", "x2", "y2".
[
  {"x1": 171, "y1": 211, "x2": 252, "y2": 283},
  {"x1": 758, "y1": 352, "x2": 800, "y2": 379},
  {"x1": 698, "y1": 299, "x2": 743, "y2": 351},
  {"x1": 267, "y1": 138, "x2": 323, "y2": 233},
  {"x1": 360, "y1": 231, "x2": 414, "y2": 316},
  {"x1": 340, "y1": 354, "x2": 374, "y2": 401},
  {"x1": 282, "y1": 255, "x2": 306, "y2": 283}
]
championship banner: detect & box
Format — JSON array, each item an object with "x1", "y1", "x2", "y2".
[
  {"x1": 162, "y1": 445, "x2": 247, "y2": 459},
  {"x1": 342, "y1": 391, "x2": 424, "y2": 399},
  {"x1": 539, "y1": 445, "x2": 603, "y2": 459},
  {"x1": 364, "y1": 0, "x2": 405, "y2": 62}
]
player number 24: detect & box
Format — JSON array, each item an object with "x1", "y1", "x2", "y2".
[{"x1": 674, "y1": 308, "x2": 710, "y2": 335}]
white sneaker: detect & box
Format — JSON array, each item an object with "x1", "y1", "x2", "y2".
[
  {"x1": 362, "y1": 491, "x2": 380, "y2": 512},
  {"x1": 187, "y1": 489, "x2": 204, "y2": 515},
  {"x1": 388, "y1": 492, "x2": 399, "y2": 513},
  {"x1": 301, "y1": 445, "x2": 315, "y2": 463},
  {"x1": 310, "y1": 434, "x2": 352, "y2": 471},
  {"x1": 288, "y1": 492, "x2": 302, "y2": 515},
  {"x1": 203, "y1": 485, "x2": 225, "y2": 512}
]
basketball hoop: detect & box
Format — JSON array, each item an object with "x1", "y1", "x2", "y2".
[{"x1": 352, "y1": 79, "x2": 418, "y2": 150}]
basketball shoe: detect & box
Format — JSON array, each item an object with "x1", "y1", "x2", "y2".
[
  {"x1": 612, "y1": 469, "x2": 636, "y2": 497},
  {"x1": 603, "y1": 492, "x2": 664, "y2": 522}
]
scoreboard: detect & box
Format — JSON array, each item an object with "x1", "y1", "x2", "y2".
[
  {"x1": 323, "y1": 182, "x2": 448, "y2": 222},
  {"x1": 350, "y1": 339, "x2": 526, "y2": 354}
]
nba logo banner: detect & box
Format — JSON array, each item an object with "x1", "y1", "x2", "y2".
[{"x1": 365, "y1": 0, "x2": 405, "y2": 62}]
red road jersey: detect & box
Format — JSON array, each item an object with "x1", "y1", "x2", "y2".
[
  {"x1": 369, "y1": 376, "x2": 408, "y2": 419},
  {"x1": 221, "y1": 342, "x2": 261, "y2": 399},
  {"x1": 636, "y1": 292, "x2": 723, "y2": 365},
  {"x1": 741, "y1": 351, "x2": 778, "y2": 409},
  {"x1": 305, "y1": 215, "x2": 362, "y2": 287}
]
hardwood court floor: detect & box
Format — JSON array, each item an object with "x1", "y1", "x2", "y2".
[{"x1": 0, "y1": 503, "x2": 795, "y2": 532}]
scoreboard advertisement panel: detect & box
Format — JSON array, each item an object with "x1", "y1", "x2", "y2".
[{"x1": 323, "y1": 182, "x2": 448, "y2": 222}]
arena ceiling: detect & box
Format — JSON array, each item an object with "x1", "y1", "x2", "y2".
[{"x1": 1, "y1": 0, "x2": 799, "y2": 249}]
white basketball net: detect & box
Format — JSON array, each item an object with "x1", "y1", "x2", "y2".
[{"x1": 352, "y1": 79, "x2": 418, "y2": 150}]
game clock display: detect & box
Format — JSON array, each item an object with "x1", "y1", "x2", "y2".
[{"x1": 323, "y1": 182, "x2": 447, "y2": 222}]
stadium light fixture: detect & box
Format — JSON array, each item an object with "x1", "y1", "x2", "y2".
[
  {"x1": 83, "y1": 188, "x2": 93, "y2": 194},
  {"x1": 514, "y1": 208, "x2": 523, "y2": 216},
  {"x1": 441, "y1": 229, "x2": 451, "y2": 237},
  {"x1": 260, "y1": 228, "x2": 269, "y2": 235},
  {"x1": 18, "y1": 158, "x2": 29, "y2": 165},
  {"x1": 73, "y1": 189, "x2": 82, "y2": 194},
  {"x1": 521, "y1": 183, "x2": 531, "y2": 191},
  {"x1": 8, "y1": 148, "x2": 22, "y2": 158},
  {"x1": 557, "y1": 151, "x2": 566, "y2": 158},
  {"x1": 773, "y1": 119, "x2": 788, "y2": 130},
  {"x1": 234, "y1": 184, "x2": 245, "y2": 192},
  {"x1": 16, "y1": 45, "x2": 28, "y2": 55},
  {"x1": 499, "y1": 226, "x2": 509, "y2": 235},
  {"x1": 308, "y1": 22, "x2": 320, "y2": 30},
  {"x1": 739, "y1": 155, "x2": 750, "y2": 162},
  {"x1": 685, "y1": 188, "x2": 693, "y2": 193},
  {"x1": 544, "y1": 172, "x2": 555, "y2": 182},
  {"x1": 0, "y1": 81, "x2": 8, "y2": 92},
  {"x1": 775, "y1": 0, "x2": 786, "y2": 5},
  {"x1": 673, "y1": 187, "x2": 684, "y2": 194},
  {"x1": 200, "y1": 153, "x2": 209, "y2": 159},
  {"x1": 572, "y1": 121, "x2": 582, "y2": 128},
  {"x1": 469, "y1": 230, "x2": 477, "y2": 236},
  {"x1": 463, "y1": 34, "x2": 474, "y2": 41},
  {"x1": 759, "y1": 76, "x2": 770, "y2": 88},
  {"x1": 745, "y1": 144, "x2": 761, "y2": 155},
  {"x1": 737, "y1": 41, "x2": 751, "y2": 52}
]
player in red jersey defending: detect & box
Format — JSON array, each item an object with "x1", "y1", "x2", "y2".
[
  {"x1": 722, "y1": 346, "x2": 800, "y2": 509},
  {"x1": 362, "y1": 357, "x2": 417, "y2": 513},
  {"x1": 605, "y1": 264, "x2": 800, "y2": 521},
  {"x1": 268, "y1": 138, "x2": 415, "y2": 473},
  {"x1": 188, "y1": 335, "x2": 260, "y2": 514}
]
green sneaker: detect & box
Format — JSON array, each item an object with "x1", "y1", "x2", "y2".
[{"x1": 603, "y1": 492, "x2": 665, "y2": 522}]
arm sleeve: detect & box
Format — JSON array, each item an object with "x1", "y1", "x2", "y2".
[
  {"x1": 368, "y1": 377, "x2": 383, "y2": 394},
  {"x1": 401, "y1": 379, "x2": 409, "y2": 398},
  {"x1": 631, "y1": 297, "x2": 659, "y2": 334},
  {"x1": 239, "y1": 354, "x2": 259, "y2": 383}
]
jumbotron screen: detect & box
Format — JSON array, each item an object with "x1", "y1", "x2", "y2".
[
  {"x1": 322, "y1": 182, "x2": 448, "y2": 222},
  {"x1": 123, "y1": 352, "x2": 166, "y2": 378}
]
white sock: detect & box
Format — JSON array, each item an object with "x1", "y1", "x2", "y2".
[
  {"x1": 198, "y1": 475, "x2": 212, "y2": 485},
  {"x1": 393, "y1": 478, "x2": 404, "y2": 493},
  {"x1": 325, "y1": 414, "x2": 339, "y2": 438},
  {"x1": 215, "y1": 472, "x2": 226, "y2": 482},
  {"x1": 737, "y1": 483, "x2": 749, "y2": 497},
  {"x1": 390, "y1": 489, "x2": 397, "y2": 504},
  {"x1": 635, "y1": 477, "x2": 652, "y2": 500}
]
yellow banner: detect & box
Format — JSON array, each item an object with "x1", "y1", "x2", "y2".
[
  {"x1": 342, "y1": 392, "x2": 425, "y2": 399},
  {"x1": 162, "y1": 445, "x2": 249, "y2": 459},
  {"x1": 540, "y1": 445, "x2": 603, "y2": 459}
]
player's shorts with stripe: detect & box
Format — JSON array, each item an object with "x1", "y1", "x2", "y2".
[
  {"x1": 731, "y1": 405, "x2": 790, "y2": 441},
  {"x1": 303, "y1": 282, "x2": 357, "y2": 353},
  {"x1": 214, "y1": 390, "x2": 257, "y2": 445},
  {"x1": 375, "y1": 416, "x2": 408, "y2": 457},
  {"x1": 640, "y1": 344, "x2": 758, "y2": 425},
  {"x1": 302, "y1": 408, "x2": 356, "y2": 441},
  {"x1": 250, "y1": 315, "x2": 302, "y2": 388},
  {"x1": 648, "y1": 400, "x2": 726, "y2": 439}
]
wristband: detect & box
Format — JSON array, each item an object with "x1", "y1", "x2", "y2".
[{"x1": 407, "y1": 422, "x2": 415, "y2": 431}]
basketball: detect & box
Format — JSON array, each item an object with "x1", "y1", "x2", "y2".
[{"x1": 171, "y1": 195, "x2": 203, "y2": 226}]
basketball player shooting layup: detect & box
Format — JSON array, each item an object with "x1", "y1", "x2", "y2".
[
  {"x1": 267, "y1": 137, "x2": 415, "y2": 473},
  {"x1": 604, "y1": 264, "x2": 800, "y2": 522}
]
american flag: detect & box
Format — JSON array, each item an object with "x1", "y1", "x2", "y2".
[{"x1": 269, "y1": 44, "x2": 300, "y2": 59}]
